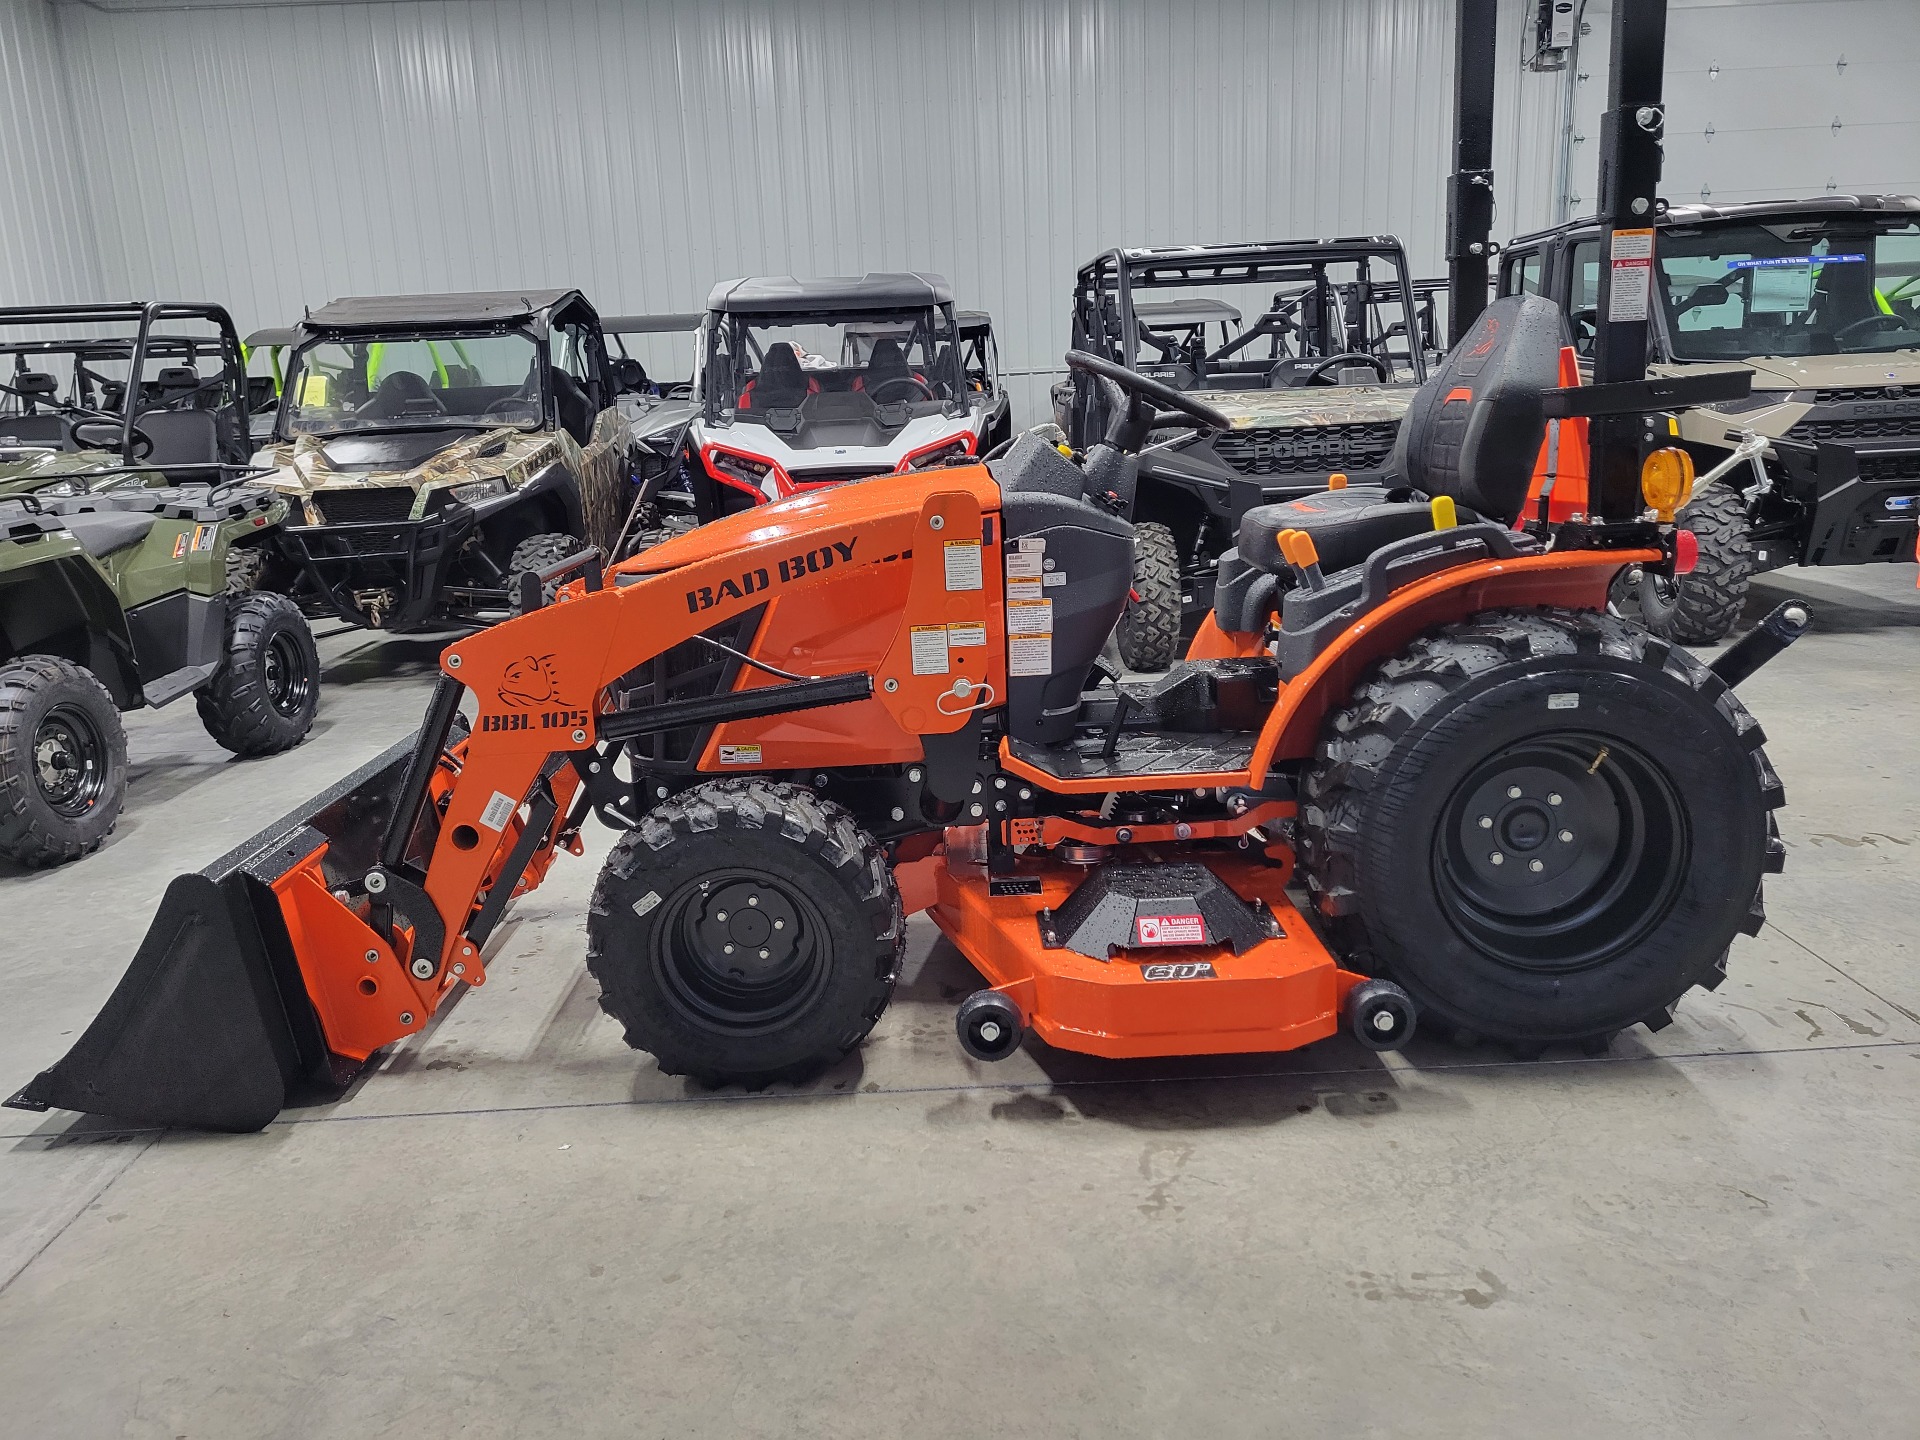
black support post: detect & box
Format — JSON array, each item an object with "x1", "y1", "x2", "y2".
[
  {"x1": 1446, "y1": 0, "x2": 1499, "y2": 344},
  {"x1": 1589, "y1": 0, "x2": 1671, "y2": 521}
]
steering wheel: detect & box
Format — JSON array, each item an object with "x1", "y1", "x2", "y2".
[
  {"x1": 868, "y1": 375, "x2": 935, "y2": 404},
  {"x1": 1063, "y1": 351, "x2": 1231, "y2": 431},
  {"x1": 66, "y1": 416, "x2": 153, "y2": 461},
  {"x1": 1835, "y1": 313, "x2": 1911, "y2": 346},
  {"x1": 1301, "y1": 353, "x2": 1390, "y2": 385}
]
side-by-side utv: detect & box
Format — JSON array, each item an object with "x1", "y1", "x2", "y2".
[
  {"x1": 1500, "y1": 194, "x2": 1920, "y2": 641},
  {"x1": 1058, "y1": 238, "x2": 1432, "y2": 668},
  {"x1": 9, "y1": 292, "x2": 1805, "y2": 1129},
  {"x1": 251, "y1": 290, "x2": 646, "y2": 631}
]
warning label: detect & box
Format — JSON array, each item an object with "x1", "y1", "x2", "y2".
[
  {"x1": 910, "y1": 625, "x2": 951, "y2": 675},
  {"x1": 1007, "y1": 599, "x2": 1053, "y2": 635},
  {"x1": 1008, "y1": 634, "x2": 1052, "y2": 676},
  {"x1": 943, "y1": 539, "x2": 983, "y2": 591},
  {"x1": 1006, "y1": 576, "x2": 1044, "y2": 602},
  {"x1": 718, "y1": 743, "x2": 763, "y2": 766},
  {"x1": 1608, "y1": 227, "x2": 1655, "y2": 323},
  {"x1": 1135, "y1": 913, "x2": 1206, "y2": 946},
  {"x1": 946, "y1": 621, "x2": 986, "y2": 648}
]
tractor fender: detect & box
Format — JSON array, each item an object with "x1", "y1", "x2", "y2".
[{"x1": 1250, "y1": 547, "x2": 1659, "y2": 780}]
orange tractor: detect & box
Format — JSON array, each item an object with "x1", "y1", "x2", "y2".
[{"x1": 9, "y1": 295, "x2": 1806, "y2": 1131}]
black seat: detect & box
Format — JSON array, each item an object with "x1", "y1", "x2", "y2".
[
  {"x1": 863, "y1": 338, "x2": 912, "y2": 396},
  {"x1": 0, "y1": 414, "x2": 65, "y2": 445},
  {"x1": 549, "y1": 366, "x2": 593, "y2": 444},
  {"x1": 61, "y1": 509, "x2": 156, "y2": 560},
  {"x1": 745, "y1": 344, "x2": 809, "y2": 410},
  {"x1": 1236, "y1": 294, "x2": 1563, "y2": 579},
  {"x1": 137, "y1": 408, "x2": 222, "y2": 468}
]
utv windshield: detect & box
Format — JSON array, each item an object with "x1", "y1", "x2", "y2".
[
  {"x1": 702, "y1": 307, "x2": 964, "y2": 424},
  {"x1": 282, "y1": 330, "x2": 544, "y2": 437},
  {"x1": 1657, "y1": 218, "x2": 1920, "y2": 360}
]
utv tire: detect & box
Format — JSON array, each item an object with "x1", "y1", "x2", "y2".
[
  {"x1": 1635, "y1": 483, "x2": 1752, "y2": 644},
  {"x1": 507, "y1": 532, "x2": 588, "y2": 612},
  {"x1": 1298, "y1": 608, "x2": 1784, "y2": 1049},
  {"x1": 1116, "y1": 521, "x2": 1180, "y2": 671},
  {"x1": 0, "y1": 656, "x2": 128, "y2": 867},
  {"x1": 196, "y1": 592, "x2": 320, "y2": 756},
  {"x1": 587, "y1": 779, "x2": 904, "y2": 1087}
]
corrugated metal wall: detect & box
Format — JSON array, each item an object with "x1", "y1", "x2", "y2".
[
  {"x1": 1549, "y1": 0, "x2": 1920, "y2": 222},
  {"x1": 32, "y1": 0, "x2": 1564, "y2": 420},
  {"x1": 0, "y1": 0, "x2": 102, "y2": 306}
]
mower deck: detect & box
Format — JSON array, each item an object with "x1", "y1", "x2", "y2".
[{"x1": 930, "y1": 853, "x2": 1363, "y2": 1060}]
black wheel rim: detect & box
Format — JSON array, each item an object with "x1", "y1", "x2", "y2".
[
  {"x1": 263, "y1": 631, "x2": 313, "y2": 718},
  {"x1": 32, "y1": 703, "x2": 107, "y2": 817},
  {"x1": 651, "y1": 868, "x2": 832, "y2": 1035},
  {"x1": 1433, "y1": 733, "x2": 1688, "y2": 971}
]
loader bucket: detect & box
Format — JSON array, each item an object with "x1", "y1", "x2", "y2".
[{"x1": 6, "y1": 734, "x2": 422, "y2": 1133}]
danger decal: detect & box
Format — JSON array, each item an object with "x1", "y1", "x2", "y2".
[{"x1": 1135, "y1": 913, "x2": 1206, "y2": 946}]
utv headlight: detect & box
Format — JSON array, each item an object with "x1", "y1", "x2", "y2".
[{"x1": 450, "y1": 477, "x2": 508, "y2": 505}]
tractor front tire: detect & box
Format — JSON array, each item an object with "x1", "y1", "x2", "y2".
[
  {"x1": 1637, "y1": 483, "x2": 1753, "y2": 643},
  {"x1": 1298, "y1": 608, "x2": 1784, "y2": 1050},
  {"x1": 196, "y1": 592, "x2": 321, "y2": 756},
  {"x1": 1116, "y1": 521, "x2": 1180, "y2": 671},
  {"x1": 507, "y1": 532, "x2": 587, "y2": 612},
  {"x1": 0, "y1": 656, "x2": 128, "y2": 867},
  {"x1": 587, "y1": 779, "x2": 904, "y2": 1087}
]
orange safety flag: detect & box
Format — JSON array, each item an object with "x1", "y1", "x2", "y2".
[{"x1": 1520, "y1": 346, "x2": 1590, "y2": 527}]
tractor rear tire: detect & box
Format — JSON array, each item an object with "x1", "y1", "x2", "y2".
[
  {"x1": 1116, "y1": 521, "x2": 1180, "y2": 671},
  {"x1": 587, "y1": 778, "x2": 904, "y2": 1087},
  {"x1": 196, "y1": 592, "x2": 320, "y2": 756},
  {"x1": 1298, "y1": 608, "x2": 1784, "y2": 1050},
  {"x1": 0, "y1": 656, "x2": 128, "y2": 868},
  {"x1": 1636, "y1": 483, "x2": 1752, "y2": 644},
  {"x1": 507, "y1": 532, "x2": 587, "y2": 612}
]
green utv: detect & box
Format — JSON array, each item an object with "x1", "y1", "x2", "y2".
[
  {"x1": 251, "y1": 290, "x2": 644, "y2": 631},
  {"x1": 0, "y1": 302, "x2": 319, "y2": 867},
  {"x1": 1501, "y1": 194, "x2": 1920, "y2": 641}
]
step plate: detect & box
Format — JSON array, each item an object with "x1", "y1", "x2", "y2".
[{"x1": 931, "y1": 853, "x2": 1358, "y2": 1059}]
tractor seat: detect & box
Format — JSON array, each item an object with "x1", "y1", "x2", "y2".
[
  {"x1": 1234, "y1": 293, "x2": 1564, "y2": 582},
  {"x1": 1236, "y1": 487, "x2": 1480, "y2": 576},
  {"x1": 60, "y1": 509, "x2": 157, "y2": 559}
]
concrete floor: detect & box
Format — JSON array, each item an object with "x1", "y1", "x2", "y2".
[{"x1": 0, "y1": 565, "x2": 1915, "y2": 1439}]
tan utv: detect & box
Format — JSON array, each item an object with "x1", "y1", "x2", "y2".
[
  {"x1": 250, "y1": 290, "x2": 644, "y2": 631},
  {"x1": 1501, "y1": 195, "x2": 1920, "y2": 641}
]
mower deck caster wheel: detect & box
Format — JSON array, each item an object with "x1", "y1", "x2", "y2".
[
  {"x1": 1348, "y1": 979, "x2": 1416, "y2": 1052},
  {"x1": 956, "y1": 990, "x2": 1025, "y2": 1062}
]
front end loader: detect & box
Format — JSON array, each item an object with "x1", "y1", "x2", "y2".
[{"x1": 8, "y1": 290, "x2": 1809, "y2": 1131}]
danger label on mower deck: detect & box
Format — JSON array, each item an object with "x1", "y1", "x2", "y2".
[{"x1": 1135, "y1": 913, "x2": 1206, "y2": 945}]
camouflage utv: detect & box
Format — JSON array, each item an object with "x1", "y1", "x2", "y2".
[
  {"x1": 1501, "y1": 195, "x2": 1920, "y2": 641},
  {"x1": 254, "y1": 290, "x2": 643, "y2": 631},
  {"x1": 1057, "y1": 239, "x2": 1430, "y2": 667}
]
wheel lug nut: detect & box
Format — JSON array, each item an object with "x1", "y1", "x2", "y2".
[
  {"x1": 1528, "y1": 859, "x2": 1544, "y2": 873},
  {"x1": 1477, "y1": 815, "x2": 1493, "y2": 829},
  {"x1": 723, "y1": 944, "x2": 735, "y2": 954},
  {"x1": 1547, "y1": 792, "x2": 1563, "y2": 806},
  {"x1": 748, "y1": 896, "x2": 759, "y2": 907},
  {"x1": 773, "y1": 919, "x2": 785, "y2": 930},
  {"x1": 1489, "y1": 851, "x2": 1505, "y2": 865},
  {"x1": 759, "y1": 949, "x2": 770, "y2": 959},
  {"x1": 1559, "y1": 829, "x2": 1574, "y2": 843},
  {"x1": 1506, "y1": 785, "x2": 1522, "y2": 799},
  {"x1": 716, "y1": 911, "x2": 728, "y2": 922}
]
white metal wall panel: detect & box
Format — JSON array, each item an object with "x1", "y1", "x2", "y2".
[
  {"x1": 46, "y1": 0, "x2": 1563, "y2": 419},
  {"x1": 1554, "y1": 0, "x2": 1920, "y2": 221},
  {"x1": 0, "y1": 0, "x2": 103, "y2": 307}
]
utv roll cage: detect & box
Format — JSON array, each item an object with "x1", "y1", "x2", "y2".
[
  {"x1": 0, "y1": 301, "x2": 256, "y2": 479},
  {"x1": 1070, "y1": 238, "x2": 1431, "y2": 389},
  {"x1": 604, "y1": 313, "x2": 699, "y2": 399}
]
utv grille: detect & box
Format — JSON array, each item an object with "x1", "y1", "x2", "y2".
[
  {"x1": 314, "y1": 488, "x2": 419, "y2": 524},
  {"x1": 1212, "y1": 421, "x2": 1400, "y2": 476},
  {"x1": 1857, "y1": 451, "x2": 1920, "y2": 482},
  {"x1": 1811, "y1": 386, "x2": 1914, "y2": 405},
  {"x1": 613, "y1": 607, "x2": 764, "y2": 770},
  {"x1": 1789, "y1": 414, "x2": 1920, "y2": 444}
]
